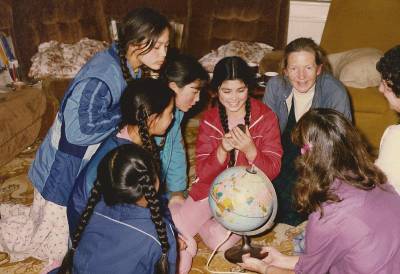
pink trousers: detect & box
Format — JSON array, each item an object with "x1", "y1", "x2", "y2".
[{"x1": 169, "y1": 196, "x2": 241, "y2": 274}]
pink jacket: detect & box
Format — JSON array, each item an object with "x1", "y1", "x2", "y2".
[{"x1": 190, "y1": 98, "x2": 283, "y2": 201}]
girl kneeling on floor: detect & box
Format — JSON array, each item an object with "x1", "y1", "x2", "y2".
[
  {"x1": 67, "y1": 78, "x2": 175, "y2": 233},
  {"x1": 59, "y1": 144, "x2": 177, "y2": 274}
]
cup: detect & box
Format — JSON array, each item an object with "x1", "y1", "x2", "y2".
[
  {"x1": 263, "y1": 71, "x2": 279, "y2": 83},
  {"x1": 247, "y1": 62, "x2": 259, "y2": 76}
]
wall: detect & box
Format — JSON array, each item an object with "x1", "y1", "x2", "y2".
[
  {"x1": 287, "y1": 0, "x2": 330, "y2": 44},
  {"x1": 0, "y1": 0, "x2": 12, "y2": 36},
  {"x1": 8, "y1": 0, "x2": 289, "y2": 78}
]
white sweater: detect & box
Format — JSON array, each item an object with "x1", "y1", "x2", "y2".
[{"x1": 376, "y1": 124, "x2": 400, "y2": 193}]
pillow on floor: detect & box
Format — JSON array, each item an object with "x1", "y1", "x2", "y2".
[{"x1": 328, "y1": 48, "x2": 383, "y2": 88}]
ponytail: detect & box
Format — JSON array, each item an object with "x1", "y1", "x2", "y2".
[
  {"x1": 244, "y1": 98, "x2": 251, "y2": 127},
  {"x1": 137, "y1": 105, "x2": 160, "y2": 165},
  {"x1": 218, "y1": 98, "x2": 251, "y2": 167},
  {"x1": 57, "y1": 180, "x2": 102, "y2": 274},
  {"x1": 117, "y1": 41, "x2": 134, "y2": 83},
  {"x1": 143, "y1": 183, "x2": 170, "y2": 274},
  {"x1": 218, "y1": 101, "x2": 235, "y2": 167}
]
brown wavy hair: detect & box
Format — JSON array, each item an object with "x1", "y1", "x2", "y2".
[{"x1": 291, "y1": 108, "x2": 386, "y2": 215}]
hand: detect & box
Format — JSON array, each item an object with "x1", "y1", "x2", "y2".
[
  {"x1": 238, "y1": 253, "x2": 269, "y2": 274},
  {"x1": 221, "y1": 132, "x2": 235, "y2": 152},
  {"x1": 168, "y1": 192, "x2": 186, "y2": 206},
  {"x1": 230, "y1": 126, "x2": 257, "y2": 161},
  {"x1": 258, "y1": 246, "x2": 285, "y2": 268},
  {"x1": 217, "y1": 133, "x2": 235, "y2": 164},
  {"x1": 178, "y1": 236, "x2": 187, "y2": 251},
  {"x1": 238, "y1": 246, "x2": 292, "y2": 272}
]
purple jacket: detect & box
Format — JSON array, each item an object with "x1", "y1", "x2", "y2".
[{"x1": 295, "y1": 180, "x2": 400, "y2": 274}]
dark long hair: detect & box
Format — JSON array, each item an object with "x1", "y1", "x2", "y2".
[
  {"x1": 58, "y1": 144, "x2": 170, "y2": 274},
  {"x1": 119, "y1": 78, "x2": 174, "y2": 162},
  {"x1": 117, "y1": 8, "x2": 170, "y2": 82},
  {"x1": 292, "y1": 108, "x2": 387, "y2": 215},
  {"x1": 161, "y1": 53, "x2": 209, "y2": 88},
  {"x1": 211, "y1": 56, "x2": 253, "y2": 166}
]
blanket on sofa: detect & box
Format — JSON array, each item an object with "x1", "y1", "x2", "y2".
[{"x1": 0, "y1": 114, "x2": 305, "y2": 274}]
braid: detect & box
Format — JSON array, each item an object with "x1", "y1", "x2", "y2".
[
  {"x1": 140, "y1": 65, "x2": 153, "y2": 79},
  {"x1": 218, "y1": 101, "x2": 235, "y2": 167},
  {"x1": 137, "y1": 105, "x2": 160, "y2": 164},
  {"x1": 57, "y1": 180, "x2": 102, "y2": 274},
  {"x1": 72, "y1": 180, "x2": 102, "y2": 248},
  {"x1": 117, "y1": 41, "x2": 134, "y2": 83},
  {"x1": 244, "y1": 98, "x2": 251, "y2": 126},
  {"x1": 143, "y1": 184, "x2": 169, "y2": 274}
]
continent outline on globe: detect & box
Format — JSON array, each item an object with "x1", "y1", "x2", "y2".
[{"x1": 209, "y1": 166, "x2": 277, "y2": 233}]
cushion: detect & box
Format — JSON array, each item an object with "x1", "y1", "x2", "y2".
[
  {"x1": 199, "y1": 41, "x2": 273, "y2": 72},
  {"x1": 328, "y1": 48, "x2": 383, "y2": 89},
  {"x1": 29, "y1": 38, "x2": 108, "y2": 79}
]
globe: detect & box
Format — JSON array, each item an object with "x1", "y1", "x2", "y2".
[{"x1": 208, "y1": 165, "x2": 278, "y2": 234}]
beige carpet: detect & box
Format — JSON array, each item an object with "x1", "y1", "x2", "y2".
[{"x1": 0, "y1": 115, "x2": 305, "y2": 273}]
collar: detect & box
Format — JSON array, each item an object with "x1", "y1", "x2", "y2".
[
  {"x1": 108, "y1": 42, "x2": 120, "y2": 63},
  {"x1": 95, "y1": 199, "x2": 153, "y2": 220},
  {"x1": 293, "y1": 83, "x2": 316, "y2": 97},
  {"x1": 282, "y1": 75, "x2": 322, "y2": 99}
]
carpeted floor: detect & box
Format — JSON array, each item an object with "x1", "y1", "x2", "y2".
[{"x1": 0, "y1": 114, "x2": 305, "y2": 273}]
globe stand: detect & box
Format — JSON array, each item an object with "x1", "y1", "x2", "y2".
[{"x1": 224, "y1": 235, "x2": 267, "y2": 263}]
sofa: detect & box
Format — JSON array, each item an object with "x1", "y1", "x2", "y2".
[
  {"x1": 260, "y1": 0, "x2": 400, "y2": 153},
  {"x1": 0, "y1": 0, "x2": 289, "y2": 167},
  {"x1": 321, "y1": 0, "x2": 399, "y2": 153}
]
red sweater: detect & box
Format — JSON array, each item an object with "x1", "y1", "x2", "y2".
[{"x1": 190, "y1": 98, "x2": 283, "y2": 201}]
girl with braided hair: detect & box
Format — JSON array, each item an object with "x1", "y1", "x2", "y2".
[
  {"x1": 169, "y1": 56, "x2": 283, "y2": 274},
  {"x1": 0, "y1": 7, "x2": 170, "y2": 271},
  {"x1": 59, "y1": 144, "x2": 177, "y2": 274},
  {"x1": 30, "y1": 7, "x2": 170, "y2": 207},
  {"x1": 67, "y1": 78, "x2": 174, "y2": 234}
]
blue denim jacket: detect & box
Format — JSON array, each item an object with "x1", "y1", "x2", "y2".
[{"x1": 263, "y1": 73, "x2": 352, "y2": 132}]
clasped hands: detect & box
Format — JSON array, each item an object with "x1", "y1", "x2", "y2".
[
  {"x1": 238, "y1": 246, "x2": 297, "y2": 274},
  {"x1": 220, "y1": 125, "x2": 257, "y2": 162}
]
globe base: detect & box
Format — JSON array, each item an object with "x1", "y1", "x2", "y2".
[{"x1": 224, "y1": 235, "x2": 268, "y2": 263}]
